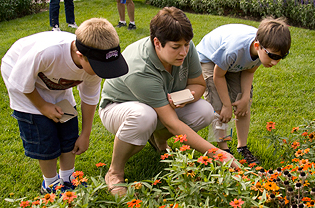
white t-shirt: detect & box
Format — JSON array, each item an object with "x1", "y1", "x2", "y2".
[
  {"x1": 1, "y1": 31, "x2": 101, "y2": 114},
  {"x1": 196, "y1": 24, "x2": 261, "y2": 72}
]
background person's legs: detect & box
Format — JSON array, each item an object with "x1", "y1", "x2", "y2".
[
  {"x1": 64, "y1": 0, "x2": 77, "y2": 28},
  {"x1": 49, "y1": 0, "x2": 61, "y2": 29},
  {"x1": 116, "y1": 0, "x2": 127, "y2": 27}
]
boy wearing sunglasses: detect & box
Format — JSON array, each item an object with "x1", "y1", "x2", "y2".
[{"x1": 196, "y1": 17, "x2": 291, "y2": 164}]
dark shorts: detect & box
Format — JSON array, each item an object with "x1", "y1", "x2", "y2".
[{"x1": 12, "y1": 110, "x2": 79, "y2": 160}]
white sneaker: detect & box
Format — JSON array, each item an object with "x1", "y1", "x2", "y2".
[
  {"x1": 52, "y1": 25, "x2": 61, "y2": 31},
  {"x1": 68, "y1": 22, "x2": 78, "y2": 28}
]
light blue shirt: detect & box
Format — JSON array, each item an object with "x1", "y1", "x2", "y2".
[{"x1": 196, "y1": 24, "x2": 261, "y2": 72}]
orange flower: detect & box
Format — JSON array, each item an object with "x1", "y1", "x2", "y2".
[
  {"x1": 20, "y1": 201, "x2": 30, "y2": 208},
  {"x1": 302, "y1": 197, "x2": 311, "y2": 202},
  {"x1": 291, "y1": 141, "x2": 300, "y2": 149},
  {"x1": 169, "y1": 204, "x2": 179, "y2": 208},
  {"x1": 292, "y1": 158, "x2": 299, "y2": 163},
  {"x1": 291, "y1": 126, "x2": 299, "y2": 133},
  {"x1": 248, "y1": 163, "x2": 257, "y2": 168},
  {"x1": 127, "y1": 199, "x2": 142, "y2": 208},
  {"x1": 159, "y1": 206, "x2": 166, "y2": 208},
  {"x1": 41, "y1": 193, "x2": 56, "y2": 204},
  {"x1": 299, "y1": 159, "x2": 310, "y2": 166},
  {"x1": 186, "y1": 170, "x2": 196, "y2": 177},
  {"x1": 251, "y1": 181, "x2": 264, "y2": 192},
  {"x1": 174, "y1": 134, "x2": 188, "y2": 143},
  {"x1": 152, "y1": 179, "x2": 161, "y2": 185},
  {"x1": 32, "y1": 200, "x2": 40, "y2": 206},
  {"x1": 239, "y1": 159, "x2": 247, "y2": 164},
  {"x1": 302, "y1": 131, "x2": 308, "y2": 137},
  {"x1": 55, "y1": 184, "x2": 64, "y2": 191},
  {"x1": 96, "y1": 162, "x2": 106, "y2": 167},
  {"x1": 295, "y1": 149, "x2": 304, "y2": 157},
  {"x1": 229, "y1": 198, "x2": 245, "y2": 208},
  {"x1": 266, "y1": 121, "x2": 276, "y2": 132},
  {"x1": 304, "y1": 148, "x2": 310, "y2": 154},
  {"x1": 214, "y1": 152, "x2": 228, "y2": 162},
  {"x1": 263, "y1": 181, "x2": 279, "y2": 191},
  {"x1": 179, "y1": 145, "x2": 191, "y2": 151},
  {"x1": 161, "y1": 153, "x2": 170, "y2": 160},
  {"x1": 62, "y1": 191, "x2": 77, "y2": 203},
  {"x1": 133, "y1": 182, "x2": 142, "y2": 189},
  {"x1": 208, "y1": 147, "x2": 219, "y2": 154},
  {"x1": 72, "y1": 171, "x2": 84, "y2": 179},
  {"x1": 197, "y1": 155, "x2": 212, "y2": 165}
]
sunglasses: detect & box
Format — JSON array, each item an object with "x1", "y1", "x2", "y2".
[{"x1": 261, "y1": 46, "x2": 289, "y2": 60}]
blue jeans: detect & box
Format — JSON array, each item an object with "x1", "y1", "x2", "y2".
[
  {"x1": 49, "y1": 0, "x2": 75, "y2": 27},
  {"x1": 12, "y1": 110, "x2": 79, "y2": 160}
]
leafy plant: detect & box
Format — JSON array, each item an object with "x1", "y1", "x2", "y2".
[{"x1": 6, "y1": 125, "x2": 315, "y2": 207}]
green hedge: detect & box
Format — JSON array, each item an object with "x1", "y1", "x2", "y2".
[
  {"x1": 0, "y1": 0, "x2": 47, "y2": 22},
  {"x1": 146, "y1": 0, "x2": 315, "y2": 29}
]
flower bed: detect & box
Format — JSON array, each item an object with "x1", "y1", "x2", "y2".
[{"x1": 6, "y1": 120, "x2": 315, "y2": 207}]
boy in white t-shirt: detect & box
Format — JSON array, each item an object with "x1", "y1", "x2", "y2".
[
  {"x1": 1, "y1": 18, "x2": 128, "y2": 194},
  {"x1": 196, "y1": 17, "x2": 291, "y2": 164}
]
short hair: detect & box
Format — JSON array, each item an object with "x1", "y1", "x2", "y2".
[
  {"x1": 75, "y1": 18, "x2": 119, "y2": 50},
  {"x1": 256, "y1": 17, "x2": 291, "y2": 56},
  {"x1": 150, "y1": 7, "x2": 194, "y2": 47}
]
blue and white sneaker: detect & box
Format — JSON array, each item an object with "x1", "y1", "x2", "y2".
[{"x1": 40, "y1": 178, "x2": 64, "y2": 194}]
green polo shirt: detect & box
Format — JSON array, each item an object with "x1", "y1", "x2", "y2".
[{"x1": 100, "y1": 37, "x2": 202, "y2": 109}]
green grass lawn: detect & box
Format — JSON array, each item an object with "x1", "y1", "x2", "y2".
[{"x1": 1, "y1": 0, "x2": 315, "y2": 207}]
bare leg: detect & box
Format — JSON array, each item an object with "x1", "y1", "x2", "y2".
[
  {"x1": 126, "y1": 0, "x2": 135, "y2": 22},
  {"x1": 106, "y1": 136, "x2": 145, "y2": 196},
  {"x1": 116, "y1": 0, "x2": 125, "y2": 22},
  {"x1": 38, "y1": 159, "x2": 58, "y2": 178},
  {"x1": 152, "y1": 128, "x2": 172, "y2": 150},
  {"x1": 59, "y1": 152, "x2": 75, "y2": 170},
  {"x1": 235, "y1": 110, "x2": 251, "y2": 148}
]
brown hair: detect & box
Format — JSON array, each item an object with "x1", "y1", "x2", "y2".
[
  {"x1": 256, "y1": 16, "x2": 291, "y2": 56},
  {"x1": 75, "y1": 18, "x2": 119, "y2": 50},
  {"x1": 150, "y1": 7, "x2": 193, "y2": 47}
]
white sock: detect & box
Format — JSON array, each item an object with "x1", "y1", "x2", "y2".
[
  {"x1": 59, "y1": 168, "x2": 75, "y2": 182},
  {"x1": 130, "y1": 21, "x2": 135, "y2": 25},
  {"x1": 43, "y1": 174, "x2": 59, "y2": 187},
  {"x1": 119, "y1": 20, "x2": 126, "y2": 24}
]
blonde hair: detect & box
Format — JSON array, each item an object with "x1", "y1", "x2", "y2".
[
  {"x1": 75, "y1": 18, "x2": 119, "y2": 50},
  {"x1": 256, "y1": 16, "x2": 291, "y2": 56}
]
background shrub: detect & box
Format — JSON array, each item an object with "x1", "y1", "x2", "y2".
[
  {"x1": 0, "y1": 0, "x2": 47, "y2": 22},
  {"x1": 146, "y1": 0, "x2": 315, "y2": 29}
]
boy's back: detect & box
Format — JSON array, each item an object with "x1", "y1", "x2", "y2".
[
  {"x1": 1, "y1": 31, "x2": 101, "y2": 114},
  {"x1": 196, "y1": 24, "x2": 260, "y2": 72}
]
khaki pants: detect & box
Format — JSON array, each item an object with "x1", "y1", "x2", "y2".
[
  {"x1": 201, "y1": 62, "x2": 253, "y2": 112},
  {"x1": 99, "y1": 99, "x2": 214, "y2": 145}
]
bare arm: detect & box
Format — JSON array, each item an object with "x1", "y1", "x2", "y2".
[
  {"x1": 24, "y1": 88, "x2": 63, "y2": 123},
  {"x1": 213, "y1": 65, "x2": 231, "y2": 123},
  {"x1": 232, "y1": 66, "x2": 258, "y2": 117},
  {"x1": 72, "y1": 101, "x2": 97, "y2": 155},
  {"x1": 154, "y1": 104, "x2": 239, "y2": 168}
]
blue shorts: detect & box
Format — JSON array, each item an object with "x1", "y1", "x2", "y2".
[{"x1": 12, "y1": 110, "x2": 79, "y2": 160}]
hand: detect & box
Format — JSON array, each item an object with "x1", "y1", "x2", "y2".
[
  {"x1": 217, "y1": 149, "x2": 240, "y2": 169},
  {"x1": 232, "y1": 99, "x2": 249, "y2": 117},
  {"x1": 219, "y1": 105, "x2": 232, "y2": 123},
  {"x1": 72, "y1": 135, "x2": 89, "y2": 155},
  {"x1": 167, "y1": 91, "x2": 195, "y2": 109},
  {"x1": 39, "y1": 102, "x2": 63, "y2": 123}
]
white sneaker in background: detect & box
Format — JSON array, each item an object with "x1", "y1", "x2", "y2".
[
  {"x1": 68, "y1": 22, "x2": 78, "y2": 28},
  {"x1": 52, "y1": 24, "x2": 61, "y2": 31}
]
